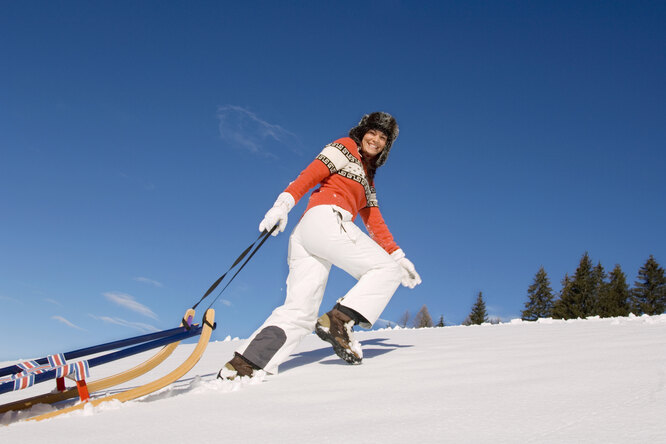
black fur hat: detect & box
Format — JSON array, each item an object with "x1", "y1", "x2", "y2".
[{"x1": 348, "y1": 111, "x2": 399, "y2": 167}]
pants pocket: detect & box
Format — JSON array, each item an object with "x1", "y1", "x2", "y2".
[{"x1": 332, "y1": 209, "x2": 363, "y2": 244}]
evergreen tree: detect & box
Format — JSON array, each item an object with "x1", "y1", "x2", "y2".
[
  {"x1": 591, "y1": 262, "x2": 607, "y2": 315},
  {"x1": 632, "y1": 255, "x2": 666, "y2": 315},
  {"x1": 464, "y1": 292, "x2": 488, "y2": 325},
  {"x1": 522, "y1": 266, "x2": 555, "y2": 321},
  {"x1": 413, "y1": 305, "x2": 434, "y2": 328},
  {"x1": 436, "y1": 315, "x2": 445, "y2": 327},
  {"x1": 553, "y1": 273, "x2": 571, "y2": 319},
  {"x1": 597, "y1": 264, "x2": 631, "y2": 317},
  {"x1": 552, "y1": 253, "x2": 598, "y2": 319}
]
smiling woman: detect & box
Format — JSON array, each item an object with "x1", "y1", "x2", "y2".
[
  {"x1": 216, "y1": 111, "x2": 422, "y2": 379},
  {"x1": 2, "y1": 0, "x2": 664, "y2": 370},
  {"x1": 361, "y1": 129, "x2": 388, "y2": 159}
]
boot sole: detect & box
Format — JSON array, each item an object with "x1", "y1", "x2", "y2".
[{"x1": 315, "y1": 323, "x2": 362, "y2": 365}]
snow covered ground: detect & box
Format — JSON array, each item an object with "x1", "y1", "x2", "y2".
[{"x1": 2, "y1": 314, "x2": 665, "y2": 443}]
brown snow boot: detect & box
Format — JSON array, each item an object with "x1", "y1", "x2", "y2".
[
  {"x1": 217, "y1": 352, "x2": 259, "y2": 380},
  {"x1": 315, "y1": 308, "x2": 363, "y2": 364}
]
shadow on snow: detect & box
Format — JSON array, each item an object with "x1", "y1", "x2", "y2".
[{"x1": 280, "y1": 337, "x2": 413, "y2": 372}]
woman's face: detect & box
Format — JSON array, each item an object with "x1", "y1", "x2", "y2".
[{"x1": 361, "y1": 129, "x2": 388, "y2": 159}]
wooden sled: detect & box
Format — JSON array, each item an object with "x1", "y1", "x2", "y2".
[
  {"x1": 28, "y1": 308, "x2": 215, "y2": 422},
  {"x1": 1, "y1": 308, "x2": 215, "y2": 422}
]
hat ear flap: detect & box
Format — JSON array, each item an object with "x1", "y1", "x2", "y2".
[{"x1": 348, "y1": 125, "x2": 364, "y2": 145}]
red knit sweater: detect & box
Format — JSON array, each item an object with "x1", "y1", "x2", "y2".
[{"x1": 284, "y1": 137, "x2": 399, "y2": 254}]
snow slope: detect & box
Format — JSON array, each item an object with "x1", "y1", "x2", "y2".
[{"x1": 2, "y1": 315, "x2": 665, "y2": 443}]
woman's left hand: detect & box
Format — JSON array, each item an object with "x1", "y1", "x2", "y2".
[
  {"x1": 259, "y1": 192, "x2": 295, "y2": 236},
  {"x1": 390, "y1": 249, "x2": 422, "y2": 289}
]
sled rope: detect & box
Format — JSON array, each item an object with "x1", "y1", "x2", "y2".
[{"x1": 189, "y1": 227, "x2": 276, "y2": 315}]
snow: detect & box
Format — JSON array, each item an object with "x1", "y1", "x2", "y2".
[{"x1": 2, "y1": 315, "x2": 665, "y2": 443}]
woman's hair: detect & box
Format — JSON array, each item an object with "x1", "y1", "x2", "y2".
[{"x1": 360, "y1": 152, "x2": 378, "y2": 184}]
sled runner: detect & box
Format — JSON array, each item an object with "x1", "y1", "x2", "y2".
[
  {"x1": 0, "y1": 309, "x2": 210, "y2": 417},
  {"x1": 28, "y1": 308, "x2": 215, "y2": 422}
]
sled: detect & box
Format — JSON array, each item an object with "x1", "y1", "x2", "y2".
[
  {"x1": 0, "y1": 308, "x2": 213, "y2": 418},
  {"x1": 2, "y1": 230, "x2": 270, "y2": 423},
  {"x1": 28, "y1": 308, "x2": 215, "y2": 422}
]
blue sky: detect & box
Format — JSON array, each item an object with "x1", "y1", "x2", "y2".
[{"x1": 1, "y1": 1, "x2": 665, "y2": 361}]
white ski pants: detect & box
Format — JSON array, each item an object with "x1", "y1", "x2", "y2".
[{"x1": 237, "y1": 204, "x2": 402, "y2": 374}]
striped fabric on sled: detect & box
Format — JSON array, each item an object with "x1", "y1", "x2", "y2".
[
  {"x1": 0, "y1": 354, "x2": 90, "y2": 391},
  {"x1": 17, "y1": 360, "x2": 53, "y2": 374},
  {"x1": 0, "y1": 359, "x2": 55, "y2": 383},
  {"x1": 47, "y1": 353, "x2": 67, "y2": 368},
  {"x1": 12, "y1": 373, "x2": 36, "y2": 391},
  {"x1": 55, "y1": 360, "x2": 90, "y2": 381}
]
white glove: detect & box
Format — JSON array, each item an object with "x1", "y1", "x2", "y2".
[
  {"x1": 391, "y1": 249, "x2": 422, "y2": 289},
  {"x1": 259, "y1": 192, "x2": 296, "y2": 236}
]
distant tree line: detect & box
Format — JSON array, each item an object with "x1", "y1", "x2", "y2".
[
  {"x1": 393, "y1": 305, "x2": 445, "y2": 329},
  {"x1": 522, "y1": 253, "x2": 666, "y2": 321},
  {"x1": 396, "y1": 294, "x2": 498, "y2": 328},
  {"x1": 391, "y1": 254, "x2": 664, "y2": 328}
]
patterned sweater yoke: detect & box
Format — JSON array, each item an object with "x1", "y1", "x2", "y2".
[{"x1": 284, "y1": 137, "x2": 398, "y2": 254}]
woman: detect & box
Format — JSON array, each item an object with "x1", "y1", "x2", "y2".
[{"x1": 218, "y1": 111, "x2": 421, "y2": 379}]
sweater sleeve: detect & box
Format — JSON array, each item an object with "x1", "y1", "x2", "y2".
[
  {"x1": 283, "y1": 158, "x2": 331, "y2": 204},
  {"x1": 283, "y1": 139, "x2": 354, "y2": 203},
  {"x1": 359, "y1": 206, "x2": 399, "y2": 254}
]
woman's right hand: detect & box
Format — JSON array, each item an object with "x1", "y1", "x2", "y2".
[
  {"x1": 390, "y1": 249, "x2": 422, "y2": 289},
  {"x1": 259, "y1": 192, "x2": 296, "y2": 236}
]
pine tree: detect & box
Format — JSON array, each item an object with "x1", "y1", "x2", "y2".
[
  {"x1": 522, "y1": 266, "x2": 555, "y2": 321},
  {"x1": 597, "y1": 264, "x2": 631, "y2": 317},
  {"x1": 436, "y1": 315, "x2": 445, "y2": 327},
  {"x1": 632, "y1": 255, "x2": 666, "y2": 315},
  {"x1": 553, "y1": 253, "x2": 598, "y2": 319},
  {"x1": 464, "y1": 292, "x2": 488, "y2": 325},
  {"x1": 591, "y1": 262, "x2": 607, "y2": 315},
  {"x1": 413, "y1": 305, "x2": 434, "y2": 328},
  {"x1": 553, "y1": 273, "x2": 571, "y2": 319}
]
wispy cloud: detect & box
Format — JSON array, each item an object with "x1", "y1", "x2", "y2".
[
  {"x1": 52, "y1": 315, "x2": 86, "y2": 331},
  {"x1": 220, "y1": 299, "x2": 232, "y2": 307},
  {"x1": 103, "y1": 291, "x2": 158, "y2": 319},
  {"x1": 118, "y1": 171, "x2": 156, "y2": 191},
  {"x1": 89, "y1": 314, "x2": 159, "y2": 333},
  {"x1": 217, "y1": 105, "x2": 302, "y2": 157},
  {"x1": 133, "y1": 277, "x2": 164, "y2": 288},
  {"x1": 43, "y1": 298, "x2": 63, "y2": 306},
  {"x1": 0, "y1": 294, "x2": 20, "y2": 303}
]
